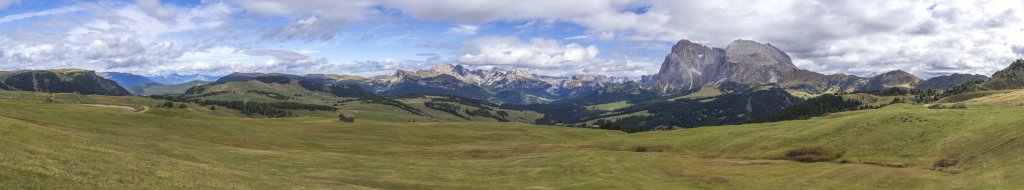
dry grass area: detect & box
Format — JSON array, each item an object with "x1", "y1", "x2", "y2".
[
  {"x1": 960, "y1": 89, "x2": 1024, "y2": 106},
  {"x1": 5, "y1": 90, "x2": 1024, "y2": 189}
]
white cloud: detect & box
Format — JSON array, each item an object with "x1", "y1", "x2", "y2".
[
  {"x1": 4, "y1": 0, "x2": 1023, "y2": 79},
  {"x1": 244, "y1": 49, "x2": 310, "y2": 61},
  {"x1": 447, "y1": 25, "x2": 479, "y2": 35},
  {"x1": 457, "y1": 36, "x2": 599, "y2": 68},
  {"x1": 136, "y1": 0, "x2": 176, "y2": 23},
  {"x1": 381, "y1": 0, "x2": 637, "y2": 23},
  {"x1": 376, "y1": 0, "x2": 1024, "y2": 77},
  {"x1": 0, "y1": 0, "x2": 18, "y2": 10},
  {"x1": 0, "y1": 6, "x2": 83, "y2": 24},
  {"x1": 564, "y1": 35, "x2": 588, "y2": 40},
  {"x1": 229, "y1": 0, "x2": 377, "y2": 41},
  {"x1": 0, "y1": 2, "x2": 239, "y2": 75}
]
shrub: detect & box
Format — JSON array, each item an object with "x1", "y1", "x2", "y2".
[
  {"x1": 635, "y1": 147, "x2": 648, "y2": 152},
  {"x1": 785, "y1": 147, "x2": 841, "y2": 162},
  {"x1": 934, "y1": 158, "x2": 959, "y2": 168}
]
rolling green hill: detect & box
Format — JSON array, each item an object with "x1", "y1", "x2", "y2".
[
  {"x1": 129, "y1": 81, "x2": 209, "y2": 95},
  {"x1": 0, "y1": 69, "x2": 131, "y2": 96},
  {"x1": 6, "y1": 90, "x2": 1024, "y2": 189}
]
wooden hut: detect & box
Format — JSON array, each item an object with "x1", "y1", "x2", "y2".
[{"x1": 339, "y1": 113, "x2": 356, "y2": 122}]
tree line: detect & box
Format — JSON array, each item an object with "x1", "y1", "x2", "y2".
[
  {"x1": 424, "y1": 101, "x2": 468, "y2": 119},
  {"x1": 348, "y1": 97, "x2": 426, "y2": 116},
  {"x1": 748, "y1": 94, "x2": 863, "y2": 123},
  {"x1": 150, "y1": 94, "x2": 339, "y2": 118}
]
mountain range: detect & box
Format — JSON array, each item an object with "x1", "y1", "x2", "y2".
[
  {"x1": 97, "y1": 72, "x2": 220, "y2": 95},
  {"x1": 0, "y1": 39, "x2": 1003, "y2": 101},
  {"x1": 201, "y1": 64, "x2": 628, "y2": 104}
]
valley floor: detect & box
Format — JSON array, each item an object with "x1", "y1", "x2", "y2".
[{"x1": 2, "y1": 91, "x2": 1024, "y2": 189}]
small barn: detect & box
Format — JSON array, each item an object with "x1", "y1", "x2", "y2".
[
  {"x1": 653, "y1": 125, "x2": 673, "y2": 131},
  {"x1": 339, "y1": 113, "x2": 356, "y2": 122}
]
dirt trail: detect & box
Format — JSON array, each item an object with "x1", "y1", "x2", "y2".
[{"x1": 84, "y1": 104, "x2": 149, "y2": 113}]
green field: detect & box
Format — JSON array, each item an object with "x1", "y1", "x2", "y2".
[
  {"x1": 586, "y1": 101, "x2": 632, "y2": 111},
  {"x1": 4, "y1": 90, "x2": 1024, "y2": 189}
]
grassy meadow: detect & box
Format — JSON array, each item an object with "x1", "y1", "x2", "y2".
[{"x1": 3, "y1": 90, "x2": 1024, "y2": 189}]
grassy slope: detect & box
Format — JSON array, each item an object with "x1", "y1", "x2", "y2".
[
  {"x1": 842, "y1": 93, "x2": 915, "y2": 107},
  {"x1": 958, "y1": 89, "x2": 1024, "y2": 106},
  {"x1": 197, "y1": 81, "x2": 345, "y2": 105},
  {"x1": 594, "y1": 104, "x2": 1024, "y2": 189},
  {"x1": 5, "y1": 90, "x2": 1024, "y2": 189},
  {"x1": 398, "y1": 96, "x2": 544, "y2": 123},
  {"x1": 586, "y1": 101, "x2": 632, "y2": 111},
  {"x1": 132, "y1": 81, "x2": 209, "y2": 96}
]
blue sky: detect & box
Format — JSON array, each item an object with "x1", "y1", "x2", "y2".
[{"x1": 1, "y1": 0, "x2": 1022, "y2": 79}]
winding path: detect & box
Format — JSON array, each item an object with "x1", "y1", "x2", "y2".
[{"x1": 84, "y1": 104, "x2": 150, "y2": 113}]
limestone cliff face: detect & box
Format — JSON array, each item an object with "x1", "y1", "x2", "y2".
[
  {"x1": 652, "y1": 39, "x2": 804, "y2": 92},
  {"x1": 648, "y1": 38, "x2": 932, "y2": 93},
  {"x1": 653, "y1": 39, "x2": 726, "y2": 91}
]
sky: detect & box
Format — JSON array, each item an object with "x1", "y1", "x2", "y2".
[{"x1": 0, "y1": 0, "x2": 1022, "y2": 79}]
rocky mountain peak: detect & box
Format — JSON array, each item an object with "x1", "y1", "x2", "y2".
[
  {"x1": 652, "y1": 39, "x2": 726, "y2": 91},
  {"x1": 725, "y1": 39, "x2": 796, "y2": 69}
]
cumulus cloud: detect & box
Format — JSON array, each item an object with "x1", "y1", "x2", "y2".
[
  {"x1": 447, "y1": 25, "x2": 479, "y2": 35},
  {"x1": 4, "y1": 0, "x2": 1023, "y2": 79},
  {"x1": 0, "y1": 2, "x2": 238, "y2": 74},
  {"x1": 244, "y1": 49, "x2": 310, "y2": 61},
  {"x1": 457, "y1": 36, "x2": 599, "y2": 68},
  {"x1": 136, "y1": 0, "x2": 176, "y2": 23},
  {"x1": 229, "y1": 0, "x2": 377, "y2": 41}
]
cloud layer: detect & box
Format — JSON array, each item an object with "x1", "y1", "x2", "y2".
[{"x1": 0, "y1": 0, "x2": 1021, "y2": 79}]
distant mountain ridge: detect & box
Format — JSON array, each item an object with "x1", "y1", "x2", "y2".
[
  {"x1": 130, "y1": 81, "x2": 209, "y2": 96},
  {"x1": 366, "y1": 64, "x2": 628, "y2": 104},
  {"x1": 951, "y1": 59, "x2": 1024, "y2": 92},
  {"x1": 98, "y1": 72, "x2": 156, "y2": 89},
  {"x1": 206, "y1": 64, "x2": 629, "y2": 104},
  {"x1": 916, "y1": 73, "x2": 989, "y2": 90},
  {"x1": 0, "y1": 69, "x2": 131, "y2": 96}
]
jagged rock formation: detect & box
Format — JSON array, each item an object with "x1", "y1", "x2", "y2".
[
  {"x1": 648, "y1": 38, "x2": 956, "y2": 93},
  {"x1": 367, "y1": 64, "x2": 626, "y2": 104},
  {"x1": 652, "y1": 39, "x2": 826, "y2": 92},
  {"x1": 916, "y1": 73, "x2": 989, "y2": 90},
  {"x1": 652, "y1": 39, "x2": 726, "y2": 90},
  {"x1": 0, "y1": 69, "x2": 131, "y2": 96}
]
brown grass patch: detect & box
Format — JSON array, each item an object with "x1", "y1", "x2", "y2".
[{"x1": 784, "y1": 147, "x2": 842, "y2": 162}]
